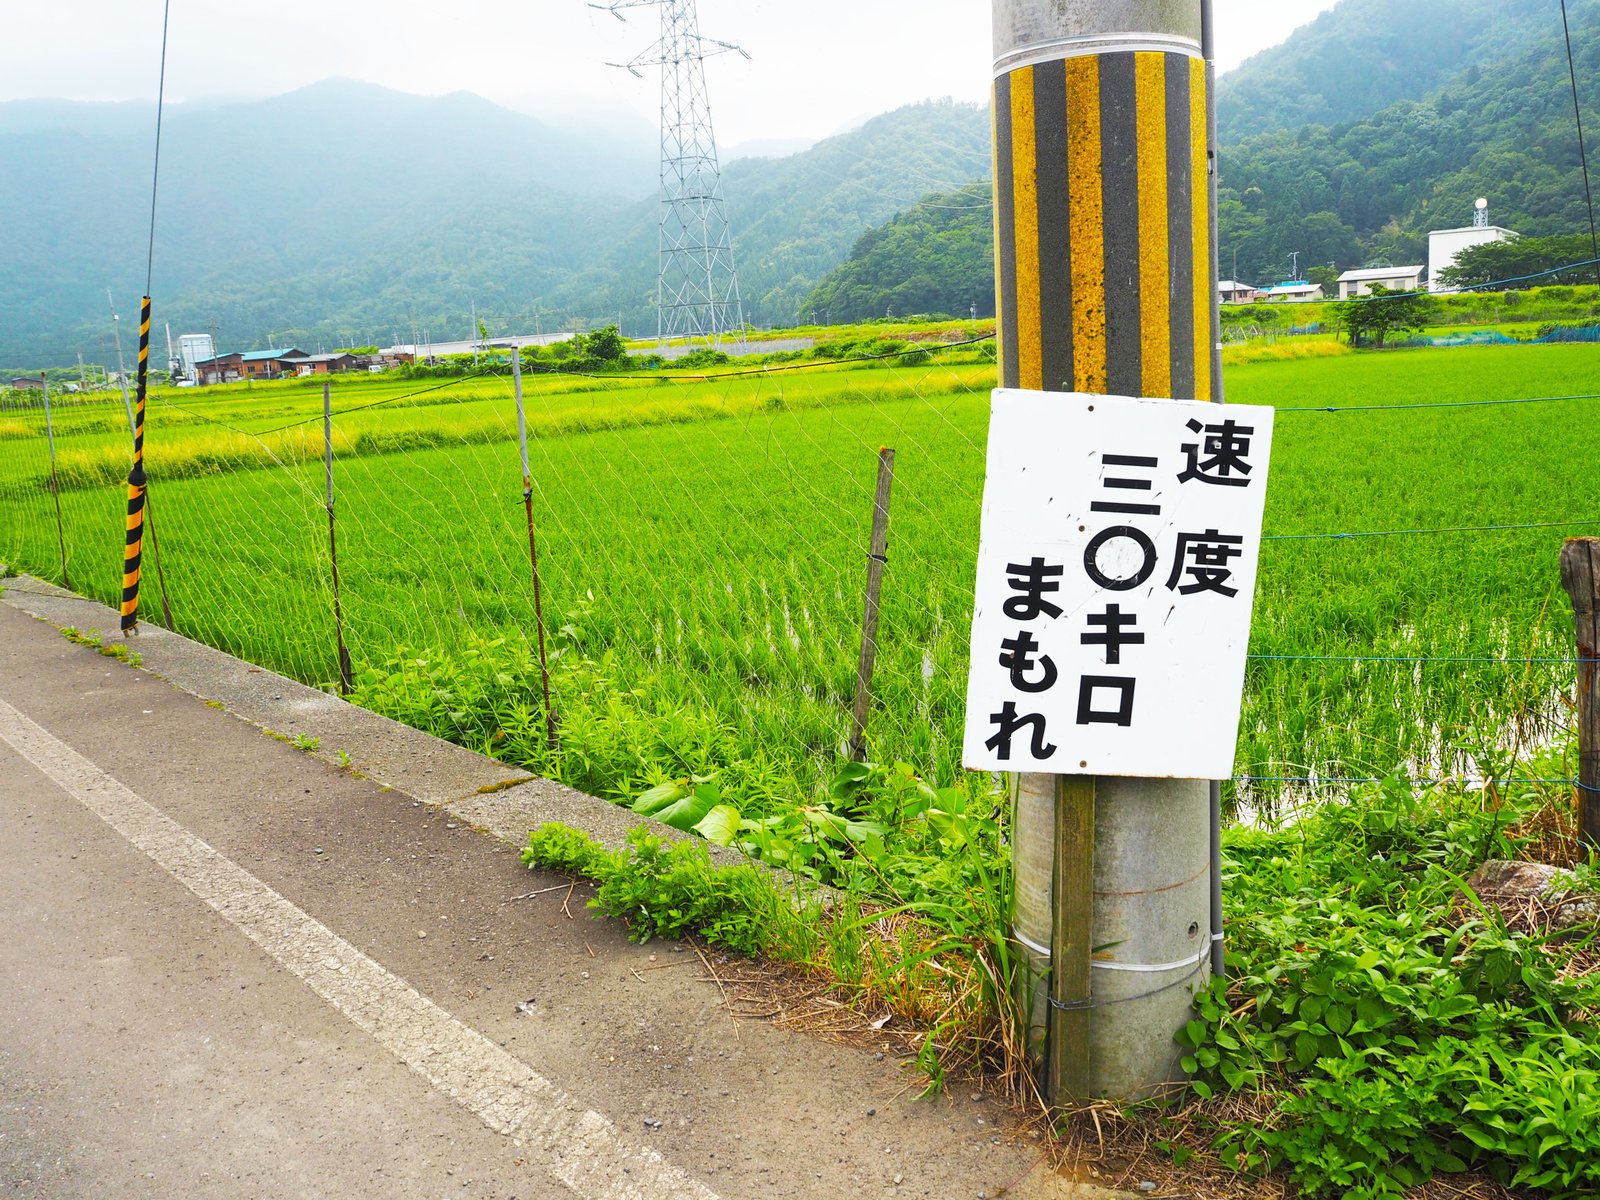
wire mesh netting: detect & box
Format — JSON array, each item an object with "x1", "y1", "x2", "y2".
[{"x1": 1, "y1": 335, "x2": 1594, "y2": 818}]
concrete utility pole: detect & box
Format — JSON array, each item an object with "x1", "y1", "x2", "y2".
[
  {"x1": 992, "y1": 0, "x2": 1220, "y2": 1102},
  {"x1": 108, "y1": 291, "x2": 137, "y2": 443}
]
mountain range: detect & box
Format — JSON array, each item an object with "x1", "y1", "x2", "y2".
[
  {"x1": 5, "y1": 0, "x2": 1600, "y2": 369},
  {"x1": 0, "y1": 81, "x2": 985, "y2": 369}
]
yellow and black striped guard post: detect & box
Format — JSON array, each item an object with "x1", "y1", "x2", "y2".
[
  {"x1": 119, "y1": 296, "x2": 151, "y2": 633},
  {"x1": 994, "y1": 49, "x2": 1212, "y2": 401}
]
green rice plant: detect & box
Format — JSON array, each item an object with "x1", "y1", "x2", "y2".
[{"x1": 4, "y1": 340, "x2": 1593, "y2": 818}]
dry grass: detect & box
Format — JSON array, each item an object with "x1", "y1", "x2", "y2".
[
  {"x1": 1221, "y1": 337, "x2": 1350, "y2": 367},
  {"x1": 1506, "y1": 787, "x2": 1584, "y2": 870}
]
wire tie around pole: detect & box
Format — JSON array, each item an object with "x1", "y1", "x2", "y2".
[
  {"x1": 1047, "y1": 996, "x2": 1095, "y2": 1013},
  {"x1": 1046, "y1": 957, "x2": 1209, "y2": 1011}
]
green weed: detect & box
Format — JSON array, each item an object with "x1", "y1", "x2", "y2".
[{"x1": 1168, "y1": 772, "x2": 1600, "y2": 1196}]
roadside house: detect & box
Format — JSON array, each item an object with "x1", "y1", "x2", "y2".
[
  {"x1": 1337, "y1": 266, "x2": 1425, "y2": 299},
  {"x1": 1258, "y1": 280, "x2": 1323, "y2": 304},
  {"x1": 291, "y1": 353, "x2": 358, "y2": 376},
  {"x1": 194, "y1": 353, "x2": 244, "y2": 385},
  {"x1": 240, "y1": 349, "x2": 308, "y2": 380}
]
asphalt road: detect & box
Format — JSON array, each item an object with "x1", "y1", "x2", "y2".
[{"x1": 0, "y1": 588, "x2": 1109, "y2": 1200}]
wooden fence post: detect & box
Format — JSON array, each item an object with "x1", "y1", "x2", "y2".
[
  {"x1": 1048, "y1": 775, "x2": 1095, "y2": 1108},
  {"x1": 1561, "y1": 537, "x2": 1600, "y2": 847},
  {"x1": 849, "y1": 447, "x2": 895, "y2": 762}
]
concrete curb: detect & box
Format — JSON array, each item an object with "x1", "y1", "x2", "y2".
[{"x1": 0, "y1": 574, "x2": 743, "y2": 866}]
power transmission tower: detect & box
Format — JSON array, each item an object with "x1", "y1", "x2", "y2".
[{"x1": 592, "y1": 0, "x2": 748, "y2": 348}]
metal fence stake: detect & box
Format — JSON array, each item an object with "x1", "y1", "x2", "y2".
[
  {"x1": 1048, "y1": 774, "x2": 1095, "y2": 1105},
  {"x1": 324, "y1": 381, "x2": 352, "y2": 695},
  {"x1": 512, "y1": 349, "x2": 557, "y2": 750},
  {"x1": 849, "y1": 446, "x2": 896, "y2": 762},
  {"x1": 40, "y1": 375, "x2": 70, "y2": 590}
]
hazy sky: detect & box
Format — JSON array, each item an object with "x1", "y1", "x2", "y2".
[{"x1": 6, "y1": 1, "x2": 1341, "y2": 145}]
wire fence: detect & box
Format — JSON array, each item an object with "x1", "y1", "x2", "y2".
[{"x1": 0, "y1": 332, "x2": 1592, "y2": 817}]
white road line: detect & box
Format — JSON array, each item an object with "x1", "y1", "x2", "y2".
[{"x1": 0, "y1": 697, "x2": 721, "y2": 1200}]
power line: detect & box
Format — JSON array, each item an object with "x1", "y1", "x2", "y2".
[
  {"x1": 1278, "y1": 391, "x2": 1600, "y2": 413},
  {"x1": 1247, "y1": 654, "x2": 1588, "y2": 664},
  {"x1": 1337, "y1": 256, "x2": 1600, "y2": 300},
  {"x1": 137, "y1": 333, "x2": 993, "y2": 446},
  {"x1": 1263, "y1": 518, "x2": 1600, "y2": 542},
  {"x1": 146, "y1": 0, "x2": 172, "y2": 295},
  {"x1": 1233, "y1": 776, "x2": 1577, "y2": 788},
  {"x1": 1560, "y1": 0, "x2": 1600, "y2": 292}
]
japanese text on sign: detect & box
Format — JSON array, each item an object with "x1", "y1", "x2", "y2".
[{"x1": 962, "y1": 391, "x2": 1275, "y2": 779}]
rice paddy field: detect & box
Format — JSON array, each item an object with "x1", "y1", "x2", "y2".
[{"x1": 2, "y1": 337, "x2": 1596, "y2": 819}]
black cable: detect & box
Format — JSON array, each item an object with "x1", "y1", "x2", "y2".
[
  {"x1": 1236, "y1": 776, "x2": 1577, "y2": 787},
  {"x1": 254, "y1": 368, "x2": 507, "y2": 434},
  {"x1": 146, "y1": 0, "x2": 172, "y2": 295},
  {"x1": 1263, "y1": 518, "x2": 1600, "y2": 542},
  {"x1": 1561, "y1": 0, "x2": 1600, "y2": 292},
  {"x1": 1247, "y1": 654, "x2": 1587, "y2": 664},
  {"x1": 1278, "y1": 392, "x2": 1600, "y2": 413}
]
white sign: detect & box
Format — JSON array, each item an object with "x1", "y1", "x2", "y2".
[{"x1": 963, "y1": 390, "x2": 1274, "y2": 779}]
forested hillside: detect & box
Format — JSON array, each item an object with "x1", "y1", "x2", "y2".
[
  {"x1": 1216, "y1": 0, "x2": 1600, "y2": 284},
  {"x1": 802, "y1": 182, "x2": 994, "y2": 324},
  {"x1": 804, "y1": 0, "x2": 1600, "y2": 309},
  {"x1": 529, "y1": 99, "x2": 992, "y2": 338},
  {"x1": 1214, "y1": 0, "x2": 1561, "y2": 142}
]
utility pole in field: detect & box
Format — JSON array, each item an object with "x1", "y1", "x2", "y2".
[{"x1": 108, "y1": 290, "x2": 137, "y2": 441}]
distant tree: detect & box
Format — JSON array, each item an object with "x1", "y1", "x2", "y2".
[
  {"x1": 1435, "y1": 234, "x2": 1600, "y2": 290},
  {"x1": 1306, "y1": 265, "x2": 1340, "y2": 296},
  {"x1": 1336, "y1": 285, "x2": 1436, "y2": 348},
  {"x1": 577, "y1": 325, "x2": 626, "y2": 364}
]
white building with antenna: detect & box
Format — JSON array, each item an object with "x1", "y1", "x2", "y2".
[{"x1": 1428, "y1": 198, "x2": 1520, "y2": 291}]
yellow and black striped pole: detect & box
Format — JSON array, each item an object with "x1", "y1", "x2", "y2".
[
  {"x1": 991, "y1": 0, "x2": 1219, "y2": 1105},
  {"x1": 119, "y1": 296, "x2": 151, "y2": 633},
  {"x1": 993, "y1": 32, "x2": 1213, "y2": 401}
]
